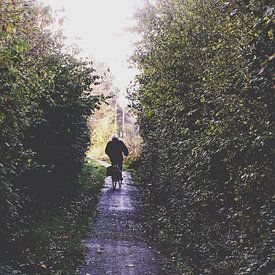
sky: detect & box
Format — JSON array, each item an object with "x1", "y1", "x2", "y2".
[{"x1": 41, "y1": 0, "x2": 144, "y2": 94}]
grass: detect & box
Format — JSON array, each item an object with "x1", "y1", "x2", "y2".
[{"x1": 3, "y1": 159, "x2": 105, "y2": 275}]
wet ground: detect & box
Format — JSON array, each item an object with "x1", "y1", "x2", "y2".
[{"x1": 77, "y1": 160, "x2": 180, "y2": 275}]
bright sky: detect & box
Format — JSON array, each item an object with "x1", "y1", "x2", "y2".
[{"x1": 41, "y1": 0, "x2": 144, "y2": 93}]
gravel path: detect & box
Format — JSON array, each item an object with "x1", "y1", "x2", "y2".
[{"x1": 77, "y1": 160, "x2": 179, "y2": 275}]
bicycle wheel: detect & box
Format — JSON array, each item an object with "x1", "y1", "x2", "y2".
[{"x1": 112, "y1": 179, "x2": 117, "y2": 189}]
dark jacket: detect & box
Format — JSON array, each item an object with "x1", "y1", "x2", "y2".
[{"x1": 105, "y1": 138, "x2": 129, "y2": 162}]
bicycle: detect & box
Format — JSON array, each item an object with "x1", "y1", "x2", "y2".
[{"x1": 111, "y1": 164, "x2": 122, "y2": 189}]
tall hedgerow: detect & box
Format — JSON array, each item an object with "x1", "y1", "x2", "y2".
[
  {"x1": 0, "y1": 0, "x2": 100, "y2": 255},
  {"x1": 132, "y1": 0, "x2": 274, "y2": 273}
]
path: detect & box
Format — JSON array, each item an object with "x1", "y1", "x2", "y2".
[{"x1": 77, "y1": 159, "x2": 179, "y2": 275}]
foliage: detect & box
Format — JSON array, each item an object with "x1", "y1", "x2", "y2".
[
  {"x1": 0, "y1": 263, "x2": 19, "y2": 274},
  {"x1": 132, "y1": 0, "x2": 274, "y2": 274},
  {"x1": 89, "y1": 104, "x2": 117, "y2": 160},
  {"x1": 3, "y1": 159, "x2": 104, "y2": 274},
  {"x1": 0, "y1": 0, "x2": 100, "y2": 260},
  {"x1": 22, "y1": 52, "x2": 100, "y2": 198},
  {"x1": 87, "y1": 63, "x2": 117, "y2": 160},
  {"x1": 88, "y1": 63, "x2": 140, "y2": 161}
]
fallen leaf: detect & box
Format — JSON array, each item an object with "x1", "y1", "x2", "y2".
[{"x1": 41, "y1": 264, "x2": 47, "y2": 269}]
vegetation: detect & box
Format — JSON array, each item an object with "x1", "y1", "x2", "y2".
[
  {"x1": 0, "y1": 0, "x2": 101, "y2": 269},
  {"x1": 0, "y1": 159, "x2": 105, "y2": 274},
  {"x1": 88, "y1": 64, "x2": 118, "y2": 160},
  {"x1": 132, "y1": 0, "x2": 274, "y2": 274},
  {"x1": 88, "y1": 63, "x2": 140, "y2": 161},
  {"x1": 1, "y1": 0, "x2": 274, "y2": 274}
]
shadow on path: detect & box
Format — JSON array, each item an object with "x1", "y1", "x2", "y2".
[{"x1": 77, "y1": 162, "x2": 179, "y2": 275}]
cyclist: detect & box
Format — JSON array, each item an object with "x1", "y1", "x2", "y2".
[{"x1": 105, "y1": 133, "x2": 129, "y2": 180}]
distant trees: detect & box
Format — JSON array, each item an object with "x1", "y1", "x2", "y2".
[
  {"x1": 88, "y1": 63, "x2": 140, "y2": 161},
  {"x1": 132, "y1": 0, "x2": 274, "y2": 273},
  {"x1": 0, "y1": 0, "x2": 100, "y2": 257},
  {"x1": 87, "y1": 63, "x2": 117, "y2": 159}
]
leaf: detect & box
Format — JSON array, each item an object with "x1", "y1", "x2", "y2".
[
  {"x1": 200, "y1": 96, "x2": 205, "y2": 103},
  {"x1": 230, "y1": 9, "x2": 238, "y2": 17},
  {"x1": 265, "y1": 7, "x2": 274, "y2": 17},
  {"x1": 222, "y1": 2, "x2": 230, "y2": 10},
  {"x1": 40, "y1": 264, "x2": 47, "y2": 269}
]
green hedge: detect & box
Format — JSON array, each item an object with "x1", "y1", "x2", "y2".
[
  {"x1": 0, "y1": 0, "x2": 101, "y2": 257},
  {"x1": 132, "y1": 0, "x2": 274, "y2": 273}
]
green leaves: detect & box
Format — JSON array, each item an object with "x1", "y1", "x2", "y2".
[
  {"x1": 0, "y1": 0, "x2": 102, "y2": 264},
  {"x1": 132, "y1": 0, "x2": 274, "y2": 273}
]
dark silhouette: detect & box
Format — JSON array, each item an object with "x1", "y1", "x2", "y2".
[{"x1": 105, "y1": 134, "x2": 129, "y2": 178}]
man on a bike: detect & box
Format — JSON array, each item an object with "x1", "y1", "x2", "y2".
[{"x1": 105, "y1": 133, "x2": 129, "y2": 180}]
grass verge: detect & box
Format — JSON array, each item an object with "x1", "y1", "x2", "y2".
[{"x1": 2, "y1": 159, "x2": 105, "y2": 275}]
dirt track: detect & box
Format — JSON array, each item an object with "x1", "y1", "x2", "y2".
[{"x1": 77, "y1": 161, "x2": 179, "y2": 275}]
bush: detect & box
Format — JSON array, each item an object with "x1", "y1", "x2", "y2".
[
  {"x1": 0, "y1": 0, "x2": 101, "y2": 258},
  {"x1": 132, "y1": 0, "x2": 274, "y2": 273}
]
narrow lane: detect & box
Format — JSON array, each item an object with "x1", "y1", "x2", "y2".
[{"x1": 77, "y1": 161, "x2": 179, "y2": 275}]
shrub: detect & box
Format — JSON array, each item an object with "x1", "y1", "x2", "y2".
[
  {"x1": 132, "y1": 0, "x2": 274, "y2": 273},
  {"x1": 0, "y1": 0, "x2": 100, "y2": 257}
]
